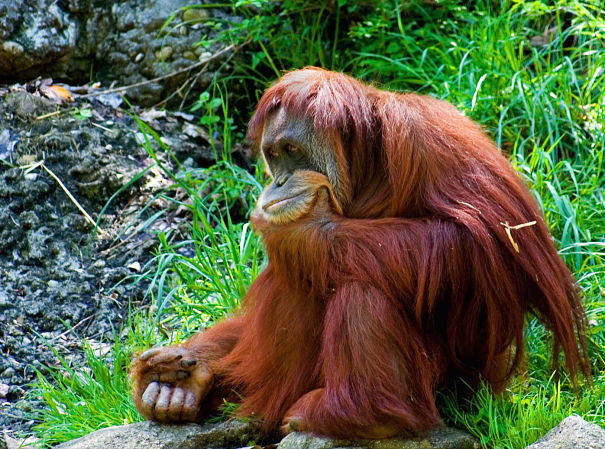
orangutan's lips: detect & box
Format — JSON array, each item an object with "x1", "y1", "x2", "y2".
[{"x1": 263, "y1": 192, "x2": 305, "y2": 212}]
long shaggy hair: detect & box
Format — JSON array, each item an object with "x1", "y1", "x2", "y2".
[{"x1": 211, "y1": 67, "x2": 587, "y2": 437}]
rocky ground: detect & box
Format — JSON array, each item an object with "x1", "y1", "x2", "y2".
[
  {"x1": 0, "y1": 82, "x2": 224, "y2": 433},
  {"x1": 0, "y1": 0, "x2": 240, "y2": 106}
]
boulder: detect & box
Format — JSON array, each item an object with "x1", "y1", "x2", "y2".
[
  {"x1": 525, "y1": 415, "x2": 605, "y2": 449},
  {"x1": 49, "y1": 421, "x2": 478, "y2": 449},
  {"x1": 278, "y1": 427, "x2": 478, "y2": 449},
  {"x1": 0, "y1": 0, "x2": 237, "y2": 105},
  {"x1": 53, "y1": 420, "x2": 260, "y2": 449}
]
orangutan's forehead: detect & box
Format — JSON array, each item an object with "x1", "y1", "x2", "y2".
[{"x1": 261, "y1": 107, "x2": 317, "y2": 147}]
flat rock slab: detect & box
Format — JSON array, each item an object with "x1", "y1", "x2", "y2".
[
  {"x1": 525, "y1": 415, "x2": 605, "y2": 449},
  {"x1": 51, "y1": 421, "x2": 478, "y2": 449},
  {"x1": 278, "y1": 427, "x2": 479, "y2": 449},
  {"x1": 53, "y1": 420, "x2": 260, "y2": 449}
]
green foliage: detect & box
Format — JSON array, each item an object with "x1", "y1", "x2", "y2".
[
  {"x1": 129, "y1": 116, "x2": 265, "y2": 343},
  {"x1": 196, "y1": 0, "x2": 359, "y2": 74},
  {"x1": 140, "y1": 163, "x2": 265, "y2": 338},
  {"x1": 346, "y1": 0, "x2": 605, "y2": 159},
  {"x1": 441, "y1": 374, "x2": 605, "y2": 448},
  {"x1": 192, "y1": 85, "x2": 239, "y2": 157},
  {"x1": 31, "y1": 0, "x2": 605, "y2": 447},
  {"x1": 30, "y1": 340, "x2": 139, "y2": 447}
]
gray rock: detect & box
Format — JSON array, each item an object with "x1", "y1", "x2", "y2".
[
  {"x1": 53, "y1": 420, "x2": 260, "y2": 449},
  {"x1": 4, "y1": 91, "x2": 56, "y2": 119},
  {"x1": 0, "y1": 88, "x2": 217, "y2": 433},
  {"x1": 1, "y1": 432, "x2": 38, "y2": 449},
  {"x1": 278, "y1": 427, "x2": 479, "y2": 449},
  {"x1": 0, "y1": 0, "x2": 238, "y2": 105},
  {"x1": 525, "y1": 415, "x2": 605, "y2": 449},
  {"x1": 0, "y1": 0, "x2": 76, "y2": 76},
  {"x1": 279, "y1": 433, "x2": 348, "y2": 449}
]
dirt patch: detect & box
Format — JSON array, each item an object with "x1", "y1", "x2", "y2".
[{"x1": 0, "y1": 86, "x2": 218, "y2": 432}]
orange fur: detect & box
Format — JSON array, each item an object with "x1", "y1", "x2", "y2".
[{"x1": 134, "y1": 68, "x2": 588, "y2": 438}]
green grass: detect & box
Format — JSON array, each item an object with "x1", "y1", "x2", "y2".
[
  {"x1": 441, "y1": 373, "x2": 605, "y2": 448},
  {"x1": 30, "y1": 340, "x2": 139, "y2": 446},
  {"x1": 30, "y1": 1, "x2": 605, "y2": 448}
]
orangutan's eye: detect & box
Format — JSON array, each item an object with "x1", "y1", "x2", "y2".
[
  {"x1": 266, "y1": 148, "x2": 279, "y2": 159},
  {"x1": 284, "y1": 144, "x2": 299, "y2": 157}
]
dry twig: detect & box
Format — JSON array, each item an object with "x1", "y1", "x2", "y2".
[{"x1": 500, "y1": 220, "x2": 537, "y2": 253}]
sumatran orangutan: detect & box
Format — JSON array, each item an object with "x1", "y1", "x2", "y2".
[{"x1": 132, "y1": 67, "x2": 588, "y2": 439}]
